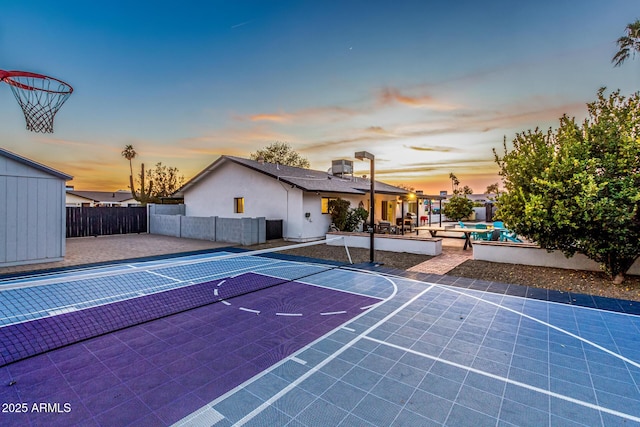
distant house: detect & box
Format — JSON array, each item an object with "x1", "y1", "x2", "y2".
[
  {"x1": 66, "y1": 190, "x2": 140, "y2": 207},
  {"x1": 174, "y1": 156, "x2": 410, "y2": 242},
  {"x1": 0, "y1": 147, "x2": 72, "y2": 267}
]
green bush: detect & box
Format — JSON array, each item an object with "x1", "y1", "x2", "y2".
[{"x1": 328, "y1": 199, "x2": 368, "y2": 231}]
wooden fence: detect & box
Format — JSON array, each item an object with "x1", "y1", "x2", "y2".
[{"x1": 66, "y1": 207, "x2": 147, "y2": 238}]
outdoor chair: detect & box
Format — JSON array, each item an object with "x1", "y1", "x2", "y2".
[
  {"x1": 377, "y1": 221, "x2": 391, "y2": 234},
  {"x1": 471, "y1": 224, "x2": 490, "y2": 240},
  {"x1": 493, "y1": 221, "x2": 504, "y2": 229},
  {"x1": 500, "y1": 230, "x2": 522, "y2": 242},
  {"x1": 458, "y1": 221, "x2": 466, "y2": 228}
]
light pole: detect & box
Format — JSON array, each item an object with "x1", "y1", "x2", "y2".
[{"x1": 355, "y1": 151, "x2": 375, "y2": 263}]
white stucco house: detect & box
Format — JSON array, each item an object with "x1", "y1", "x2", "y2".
[
  {"x1": 65, "y1": 190, "x2": 140, "y2": 207},
  {"x1": 1, "y1": 147, "x2": 72, "y2": 267},
  {"x1": 174, "y1": 156, "x2": 411, "y2": 242}
]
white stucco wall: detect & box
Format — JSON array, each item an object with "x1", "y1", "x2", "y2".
[
  {"x1": 183, "y1": 161, "x2": 407, "y2": 241},
  {"x1": 473, "y1": 242, "x2": 640, "y2": 276},
  {"x1": 184, "y1": 162, "x2": 310, "y2": 240}
]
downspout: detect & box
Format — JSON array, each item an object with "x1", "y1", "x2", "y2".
[{"x1": 277, "y1": 178, "x2": 291, "y2": 240}]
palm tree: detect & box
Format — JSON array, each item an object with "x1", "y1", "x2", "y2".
[
  {"x1": 612, "y1": 19, "x2": 640, "y2": 67},
  {"x1": 121, "y1": 145, "x2": 137, "y2": 177}
]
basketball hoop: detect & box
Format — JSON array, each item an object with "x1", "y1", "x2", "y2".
[{"x1": 0, "y1": 70, "x2": 73, "y2": 133}]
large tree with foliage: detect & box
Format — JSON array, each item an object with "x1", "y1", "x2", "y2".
[
  {"x1": 250, "y1": 142, "x2": 310, "y2": 168},
  {"x1": 494, "y1": 89, "x2": 640, "y2": 284},
  {"x1": 442, "y1": 173, "x2": 474, "y2": 221},
  {"x1": 148, "y1": 162, "x2": 184, "y2": 198},
  {"x1": 612, "y1": 19, "x2": 640, "y2": 67}
]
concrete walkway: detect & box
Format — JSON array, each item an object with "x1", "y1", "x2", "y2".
[{"x1": 407, "y1": 238, "x2": 473, "y2": 275}]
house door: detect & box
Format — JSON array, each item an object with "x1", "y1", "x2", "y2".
[{"x1": 387, "y1": 201, "x2": 395, "y2": 222}]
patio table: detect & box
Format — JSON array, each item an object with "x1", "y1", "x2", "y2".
[{"x1": 414, "y1": 226, "x2": 474, "y2": 250}]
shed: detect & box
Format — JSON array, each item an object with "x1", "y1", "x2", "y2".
[{"x1": 0, "y1": 147, "x2": 73, "y2": 267}]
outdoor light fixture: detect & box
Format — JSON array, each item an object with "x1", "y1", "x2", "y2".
[{"x1": 355, "y1": 151, "x2": 375, "y2": 263}]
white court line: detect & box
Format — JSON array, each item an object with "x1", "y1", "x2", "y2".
[
  {"x1": 48, "y1": 307, "x2": 78, "y2": 316},
  {"x1": 342, "y1": 326, "x2": 356, "y2": 332},
  {"x1": 220, "y1": 300, "x2": 231, "y2": 306},
  {"x1": 239, "y1": 264, "x2": 388, "y2": 301},
  {"x1": 217, "y1": 280, "x2": 226, "y2": 287},
  {"x1": 239, "y1": 307, "x2": 260, "y2": 315},
  {"x1": 275, "y1": 312, "x2": 302, "y2": 317},
  {"x1": 0, "y1": 259, "x2": 288, "y2": 326},
  {"x1": 320, "y1": 311, "x2": 346, "y2": 316},
  {"x1": 290, "y1": 356, "x2": 307, "y2": 365},
  {"x1": 144, "y1": 270, "x2": 182, "y2": 282},
  {"x1": 0, "y1": 249, "x2": 287, "y2": 291},
  {"x1": 365, "y1": 335, "x2": 640, "y2": 424},
  {"x1": 213, "y1": 289, "x2": 218, "y2": 296},
  {"x1": 173, "y1": 268, "x2": 400, "y2": 427},
  {"x1": 232, "y1": 277, "x2": 424, "y2": 426},
  {"x1": 426, "y1": 283, "x2": 640, "y2": 370}
]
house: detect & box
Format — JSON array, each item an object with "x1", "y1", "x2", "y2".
[
  {"x1": 66, "y1": 189, "x2": 140, "y2": 207},
  {"x1": 174, "y1": 156, "x2": 410, "y2": 242},
  {"x1": 0, "y1": 147, "x2": 72, "y2": 267}
]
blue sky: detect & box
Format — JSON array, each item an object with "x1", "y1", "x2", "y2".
[{"x1": 1, "y1": 1, "x2": 638, "y2": 193}]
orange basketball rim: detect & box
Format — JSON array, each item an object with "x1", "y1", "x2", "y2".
[{"x1": 0, "y1": 69, "x2": 73, "y2": 133}]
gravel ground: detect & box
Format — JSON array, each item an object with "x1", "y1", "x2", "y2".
[{"x1": 245, "y1": 240, "x2": 640, "y2": 303}]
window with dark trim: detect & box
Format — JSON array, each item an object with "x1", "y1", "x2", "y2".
[
  {"x1": 321, "y1": 197, "x2": 336, "y2": 214},
  {"x1": 234, "y1": 197, "x2": 245, "y2": 213}
]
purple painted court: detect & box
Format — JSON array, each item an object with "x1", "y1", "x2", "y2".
[{"x1": 1, "y1": 272, "x2": 378, "y2": 426}]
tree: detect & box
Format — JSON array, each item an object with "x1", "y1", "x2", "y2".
[
  {"x1": 121, "y1": 145, "x2": 137, "y2": 178},
  {"x1": 612, "y1": 19, "x2": 640, "y2": 67},
  {"x1": 442, "y1": 176, "x2": 474, "y2": 221},
  {"x1": 148, "y1": 162, "x2": 184, "y2": 198},
  {"x1": 122, "y1": 146, "x2": 184, "y2": 205},
  {"x1": 328, "y1": 198, "x2": 368, "y2": 232},
  {"x1": 250, "y1": 142, "x2": 310, "y2": 168},
  {"x1": 494, "y1": 89, "x2": 640, "y2": 284},
  {"x1": 448, "y1": 172, "x2": 460, "y2": 193},
  {"x1": 485, "y1": 183, "x2": 499, "y2": 196}
]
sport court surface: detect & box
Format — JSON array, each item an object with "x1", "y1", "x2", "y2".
[{"x1": 1, "y1": 244, "x2": 639, "y2": 426}]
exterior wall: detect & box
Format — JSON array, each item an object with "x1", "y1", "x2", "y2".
[
  {"x1": 184, "y1": 162, "x2": 309, "y2": 241},
  {"x1": 302, "y1": 193, "x2": 330, "y2": 240},
  {"x1": 185, "y1": 161, "x2": 290, "y2": 218},
  {"x1": 182, "y1": 161, "x2": 405, "y2": 242},
  {"x1": 66, "y1": 193, "x2": 93, "y2": 207},
  {"x1": 326, "y1": 232, "x2": 442, "y2": 256},
  {"x1": 473, "y1": 241, "x2": 640, "y2": 276},
  {"x1": 0, "y1": 156, "x2": 66, "y2": 267}
]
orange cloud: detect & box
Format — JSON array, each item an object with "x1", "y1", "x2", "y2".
[
  {"x1": 378, "y1": 87, "x2": 459, "y2": 111},
  {"x1": 243, "y1": 105, "x2": 360, "y2": 125},
  {"x1": 250, "y1": 113, "x2": 291, "y2": 122}
]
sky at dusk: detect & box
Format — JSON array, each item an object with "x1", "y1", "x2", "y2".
[{"x1": 1, "y1": 1, "x2": 638, "y2": 194}]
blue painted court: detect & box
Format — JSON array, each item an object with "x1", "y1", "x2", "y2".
[{"x1": 1, "y1": 247, "x2": 639, "y2": 426}]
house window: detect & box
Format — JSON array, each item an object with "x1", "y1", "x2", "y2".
[
  {"x1": 321, "y1": 197, "x2": 336, "y2": 214},
  {"x1": 234, "y1": 197, "x2": 244, "y2": 213},
  {"x1": 381, "y1": 201, "x2": 388, "y2": 220}
]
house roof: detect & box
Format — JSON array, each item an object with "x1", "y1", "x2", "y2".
[
  {"x1": 0, "y1": 147, "x2": 73, "y2": 181},
  {"x1": 175, "y1": 155, "x2": 409, "y2": 197},
  {"x1": 66, "y1": 190, "x2": 137, "y2": 203}
]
